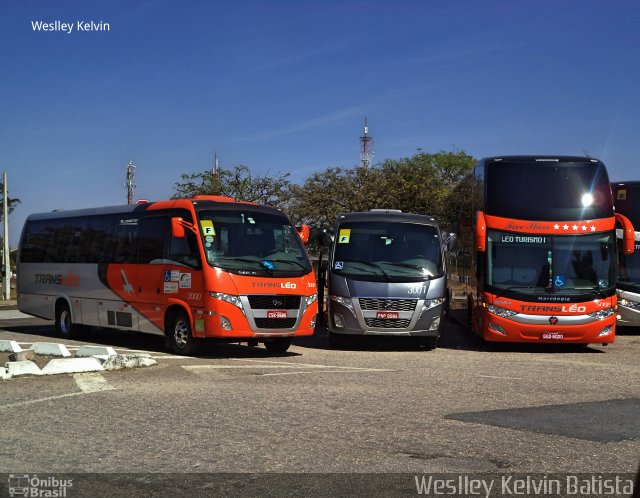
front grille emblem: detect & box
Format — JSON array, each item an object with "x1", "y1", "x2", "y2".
[
  {"x1": 273, "y1": 299, "x2": 283, "y2": 307},
  {"x1": 549, "y1": 316, "x2": 558, "y2": 325}
]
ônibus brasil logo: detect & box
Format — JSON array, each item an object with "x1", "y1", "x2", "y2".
[{"x1": 8, "y1": 474, "x2": 73, "y2": 497}]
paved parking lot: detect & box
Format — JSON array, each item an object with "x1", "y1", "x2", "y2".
[{"x1": 1, "y1": 308, "x2": 639, "y2": 495}]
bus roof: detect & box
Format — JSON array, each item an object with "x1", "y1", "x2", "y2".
[
  {"x1": 24, "y1": 196, "x2": 282, "y2": 222},
  {"x1": 480, "y1": 155, "x2": 602, "y2": 164},
  {"x1": 335, "y1": 211, "x2": 438, "y2": 227}
]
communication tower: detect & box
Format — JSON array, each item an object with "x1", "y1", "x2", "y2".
[
  {"x1": 360, "y1": 118, "x2": 374, "y2": 168},
  {"x1": 125, "y1": 161, "x2": 136, "y2": 204}
]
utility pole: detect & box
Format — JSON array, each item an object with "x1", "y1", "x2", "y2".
[
  {"x1": 125, "y1": 161, "x2": 136, "y2": 204},
  {"x1": 2, "y1": 171, "x2": 10, "y2": 300}
]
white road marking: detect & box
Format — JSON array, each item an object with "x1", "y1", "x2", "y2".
[
  {"x1": 478, "y1": 375, "x2": 524, "y2": 380},
  {"x1": 73, "y1": 372, "x2": 114, "y2": 393},
  {"x1": 228, "y1": 358, "x2": 392, "y2": 371},
  {"x1": 1, "y1": 392, "x2": 87, "y2": 409},
  {"x1": 256, "y1": 369, "x2": 394, "y2": 377}
]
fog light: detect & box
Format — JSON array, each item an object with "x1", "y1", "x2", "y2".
[
  {"x1": 220, "y1": 315, "x2": 232, "y2": 330},
  {"x1": 488, "y1": 322, "x2": 506, "y2": 335},
  {"x1": 429, "y1": 316, "x2": 440, "y2": 331},
  {"x1": 333, "y1": 313, "x2": 345, "y2": 328},
  {"x1": 598, "y1": 325, "x2": 613, "y2": 337}
]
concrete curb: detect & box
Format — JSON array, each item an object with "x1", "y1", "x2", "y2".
[
  {"x1": 41, "y1": 357, "x2": 104, "y2": 375},
  {"x1": 76, "y1": 346, "x2": 117, "y2": 358},
  {"x1": 29, "y1": 342, "x2": 72, "y2": 357},
  {"x1": 2, "y1": 342, "x2": 158, "y2": 380},
  {"x1": 0, "y1": 340, "x2": 23, "y2": 353}
]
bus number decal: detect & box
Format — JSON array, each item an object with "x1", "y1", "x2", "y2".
[{"x1": 408, "y1": 285, "x2": 426, "y2": 294}]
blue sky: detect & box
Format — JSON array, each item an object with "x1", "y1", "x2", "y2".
[{"x1": 2, "y1": 0, "x2": 640, "y2": 246}]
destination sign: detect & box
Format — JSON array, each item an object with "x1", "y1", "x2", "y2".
[{"x1": 500, "y1": 235, "x2": 547, "y2": 244}]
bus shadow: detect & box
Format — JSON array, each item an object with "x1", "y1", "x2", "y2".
[{"x1": 2, "y1": 324, "x2": 302, "y2": 359}]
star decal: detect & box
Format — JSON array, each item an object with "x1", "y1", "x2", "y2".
[
  {"x1": 553, "y1": 224, "x2": 560, "y2": 230},
  {"x1": 572, "y1": 225, "x2": 578, "y2": 230},
  {"x1": 590, "y1": 226, "x2": 596, "y2": 232},
  {"x1": 581, "y1": 225, "x2": 587, "y2": 231},
  {"x1": 563, "y1": 224, "x2": 569, "y2": 230}
]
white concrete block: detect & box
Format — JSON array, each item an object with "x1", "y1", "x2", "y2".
[
  {"x1": 102, "y1": 354, "x2": 157, "y2": 371},
  {"x1": 75, "y1": 346, "x2": 117, "y2": 358},
  {"x1": 41, "y1": 357, "x2": 103, "y2": 375},
  {"x1": 29, "y1": 342, "x2": 72, "y2": 357},
  {"x1": 1, "y1": 366, "x2": 11, "y2": 380},
  {"x1": 0, "y1": 340, "x2": 22, "y2": 353},
  {"x1": 6, "y1": 360, "x2": 42, "y2": 377}
]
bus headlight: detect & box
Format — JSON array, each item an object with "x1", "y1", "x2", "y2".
[
  {"x1": 423, "y1": 297, "x2": 446, "y2": 311},
  {"x1": 588, "y1": 308, "x2": 615, "y2": 320},
  {"x1": 619, "y1": 298, "x2": 640, "y2": 309},
  {"x1": 304, "y1": 293, "x2": 318, "y2": 313},
  {"x1": 487, "y1": 305, "x2": 517, "y2": 318},
  {"x1": 210, "y1": 292, "x2": 244, "y2": 312},
  {"x1": 331, "y1": 295, "x2": 355, "y2": 316}
]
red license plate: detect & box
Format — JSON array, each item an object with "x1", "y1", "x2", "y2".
[
  {"x1": 267, "y1": 310, "x2": 288, "y2": 319},
  {"x1": 541, "y1": 332, "x2": 564, "y2": 340},
  {"x1": 376, "y1": 311, "x2": 399, "y2": 319}
]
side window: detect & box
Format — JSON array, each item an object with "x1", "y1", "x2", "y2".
[
  {"x1": 112, "y1": 217, "x2": 139, "y2": 263},
  {"x1": 167, "y1": 230, "x2": 201, "y2": 269},
  {"x1": 137, "y1": 217, "x2": 170, "y2": 264}
]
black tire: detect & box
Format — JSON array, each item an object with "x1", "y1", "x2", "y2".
[
  {"x1": 264, "y1": 337, "x2": 291, "y2": 354},
  {"x1": 467, "y1": 295, "x2": 474, "y2": 332},
  {"x1": 328, "y1": 332, "x2": 344, "y2": 348},
  {"x1": 168, "y1": 311, "x2": 199, "y2": 355},
  {"x1": 55, "y1": 302, "x2": 80, "y2": 339},
  {"x1": 420, "y1": 336, "x2": 438, "y2": 350}
]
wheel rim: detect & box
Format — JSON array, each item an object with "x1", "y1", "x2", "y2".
[
  {"x1": 173, "y1": 320, "x2": 189, "y2": 348},
  {"x1": 60, "y1": 309, "x2": 71, "y2": 335}
]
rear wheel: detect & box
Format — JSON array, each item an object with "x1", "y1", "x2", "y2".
[
  {"x1": 168, "y1": 311, "x2": 199, "y2": 355},
  {"x1": 264, "y1": 337, "x2": 291, "y2": 354},
  {"x1": 55, "y1": 302, "x2": 80, "y2": 339}
]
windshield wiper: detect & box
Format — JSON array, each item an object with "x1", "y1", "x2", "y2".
[
  {"x1": 336, "y1": 258, "x2": 390, "y2": 281},
  {"x1": 495, "y1": 285, "x2": 544, "y2": 299},
  {"x1": 383, "y1": 261, "x2": 436, "y2": 278},
  {"x1": 211, "y1": 256, "x2": 274, "y2": 273},
  {"x1": 263, "y1": 259, "x2": 309, "y2": 271}
]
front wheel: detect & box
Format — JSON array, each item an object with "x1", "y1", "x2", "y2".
[
  {"x1": 168, "y1": 311, "x2": 199, "y2": 355},
  {"x1": 264, "y1": 337, "x2": 291, "y2": 354},
  {"x1": 55, "y1": 302, "x2": 80, "y2": 339}
]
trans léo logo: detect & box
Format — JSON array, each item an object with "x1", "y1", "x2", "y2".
[
  {"x1": 34, "y1": 274, "x2": 80, "y2": 286},
  {"x1": 8, "y1": 474, "x2": 73, "y2": 497}
]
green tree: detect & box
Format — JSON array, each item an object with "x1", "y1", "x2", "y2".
[
  {"x1": 173, "y1": 165, "x2": 291, "y2": 206},
  {"x1": 286, "y1": 150, "x2": 476, "y2": 230},
  {"x1": 0, "y1": 180, "x2": 21, "y2": 223}
]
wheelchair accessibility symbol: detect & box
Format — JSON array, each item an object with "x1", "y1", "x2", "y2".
[{"x1": 554, "y1": 275, "x2": 566, "y2": 287}]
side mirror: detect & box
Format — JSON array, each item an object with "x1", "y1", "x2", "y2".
[
  {"x1": 475, "y1": 211, "x2": 487, "y2": 253},
  {"x1": 171, "y1": 217, "x2": 186, "y2": 238},
  {"x1": 442, "y1": 233, "x2": 457, "y2": 251},
  {"x1": 317, "y1": 229, "x2": 329, "y2": 247},
  {"x1": 297, "y1": 224, "x2": 310, "y2": 244},
  {"x1": 616, "y1": 213, "x2": 635, "y2": 255}
]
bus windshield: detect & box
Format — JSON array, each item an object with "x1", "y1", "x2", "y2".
[
  {"x1": 332, "y1": 222, "x2": 443, "y2": 282},
  {"x1": 487, "y1": 231, "x2": 615, "y2": 296},
  {"x1": 486, "y1": 161, "x2": 612, "y2": 220},
  {"x1": 197, "y1": 209, "x2": 312, "y2": 275}
]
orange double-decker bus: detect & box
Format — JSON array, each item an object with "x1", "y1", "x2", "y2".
[
  {"x1": 17, "y1": 196, "x2": 318, "y2": 354},
  {"x1": 466, "y1": 156, "x2": 635, "y2": 345}
]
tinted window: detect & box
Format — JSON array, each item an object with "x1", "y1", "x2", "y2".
[
  {"x1": 486, "y1": 161, "x2": 612, "y2": 220},
  {"x1": 137, "y1": 217, "x2": 170, "y2": 264}
]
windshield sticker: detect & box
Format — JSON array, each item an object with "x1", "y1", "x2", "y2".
[
  {"x1": 500, "y1": 235, "x2": 547, "y2": 244},
  {"x1": 338, "y1": 229, "x2": 351, "y2": 244},
  {"x1": 261, "y1": 260, "x2": 275, "y2": 270},
  {"x1": 200, "y1": 220, "x2": 216, "y2": 236},
  {"x1": 598, "y1": 279, "x2": 608, "y2": 288},
  {"x1": 335, "y1": 261, "x2": 344, "y2": 269},
  {"x1": 381, "y1": 236, "x2": 393, "y2": 246},
  {"x1": 179, "y1": 273, "x2": 192, "y2": 289},
  {"x1": 205, "y1": 235, "x2": 214, "y2": 243},
  {"x1": 554, "y1": 275, "x2": 566, "y2": 287},
  {"x1": 164, "y1": 282, "x2": 179, "y2": 294},
  {"x1": 617, "y1": 189, "x2": 627, "y2": 200}
]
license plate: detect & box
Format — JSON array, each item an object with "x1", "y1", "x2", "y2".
[
  {"x1": 376, "y1": 311, "x2": 399, "y2": 319},
  {"x1": 541, "y1": 332, "x2": 564, "y2": 340},
  {"x1": 267, "y1": 310, "x2": 288, "y2": 319}
]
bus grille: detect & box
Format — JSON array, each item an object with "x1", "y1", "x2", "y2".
[
  {"x1": 358, "y1": 298, "x2": 417, "y2": 312},
  {"x1": 364, "y1": 318, "x2": 411, "y2": 329},
  {"x1": 254, "y1": 318, "x2": 297, "y2": 329},
  {"x1": 248, "y1": 295, "x2": 301, "y2": 309}
]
